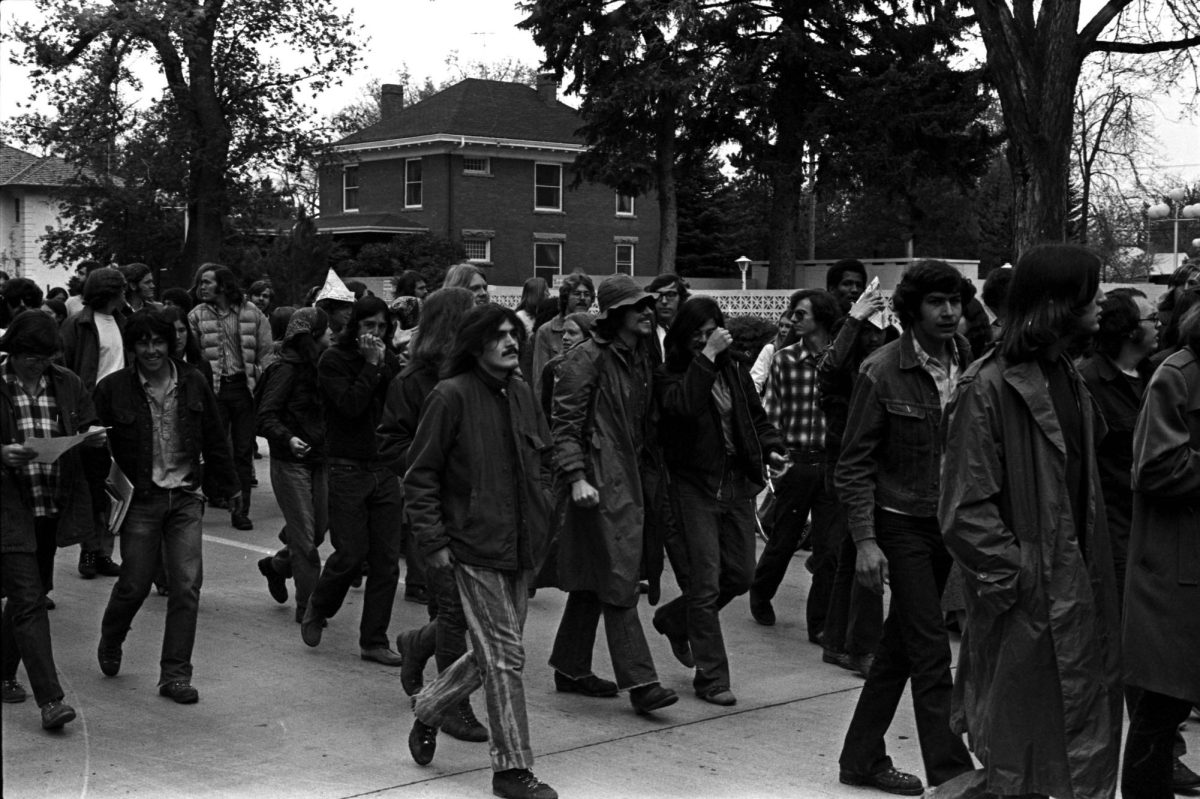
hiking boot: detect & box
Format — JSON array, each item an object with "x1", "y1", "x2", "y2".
[
  {"x1": 78, "y1": 551, "x2": 98, "y2": 579},
  {"x1": 300, "y1": 606, "x2": 327, "y2": 647},
  {"x1": 553, "y1": 671, "x2": 618, "y2": 698},
  {"x1": 40, "y1": 700, "x2": 76, "y2": 730},
  {"x1": 839, "y1": 765, "x2": 923, "y2": 796},
  {"x1": 159, "y1": 681, "x2": 199, "y2": 704},
  {"x1": 441, "y1": 701, "x2": 488, "y2": 742},
  {"x1": 408, "y1": 717, "x2": 437, "y2": 765},
  {"x1": 395, "y1": 629, "x2": 429, "y2": 696},
  {"x1": 2, "y1": 680, "x2": 27, "y2": 703},
  {"x1": 629, "y1": 683, "x2": 678, "y2": 715},
  {"x1": 492, "y1": 768, "x2": 558, "y2": 799},
  {"x1": 651, "y1": 615, "x2": 694, "y2": 668},
  {"x1": 95, "y1": 555, "x2": 121, "y2": 577},
  {"x1": 97, "y1": 639, "x2": 123, "y2": 677}
]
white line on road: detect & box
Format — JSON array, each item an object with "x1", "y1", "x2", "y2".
[{"x1": 202, "y1": 534, "x2": 275, "y2": 555}]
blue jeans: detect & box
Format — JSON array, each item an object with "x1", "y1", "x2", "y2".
[
  {"x1": 101, "y1": 488, "x2": 204, "y2": 685},
  {"x1": 308, "y1": 463, "x2": 402, "y2": 649},
  {"x1": 268, "y1": 459, "x2": 327, "y2": 611},
  {"x1": 549, "y1": 591, "x2": 658, "y2": 691},
  {"x1": 654, "y1": 477, "x2": 756, "y2": 693},
  {"x1": 414, "y1": 563, "x2": 533, "y2": 772},
  {"x1": 1, "y1": 530, "x2": 64, "y2": 705}
]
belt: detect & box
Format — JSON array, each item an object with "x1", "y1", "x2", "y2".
[{"x1": 327, "y1": 456, "x2": 384, "y2": 469}]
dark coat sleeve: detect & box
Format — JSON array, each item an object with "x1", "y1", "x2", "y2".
[
  {"x1": 938, "y1": 375, "x2": 1021, "y2": 619},
  {"x1": 404, "y1": 387, "x2": 459, "y2": 557},
  {"x1": 377, "y1": 372, "x2": 422, "y2": 476},
  {"x1": 256, "y1": 362, "x2": 297, "y2": 444},
  {"x1": 195, "y1": 374, "x2": 239, "y2": 499},
  {"x1": 742, "y1": 365, "x2": 785, "y2": 459},
  {"x1": 1132, "y1": 362, "x2": 1200, "y2": 498},
  {"x1": 657, "y1": 353, "x2": 718, "y2": 417},
  {"x1": 551, "y1": 347, "x2": 598, "y2": 485},
  {"x1": 835, "y1": 370, "x2": 886, "y2": 542}
]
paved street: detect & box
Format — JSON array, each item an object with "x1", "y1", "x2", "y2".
[{"x1": 4, "y1": 446, "x2": 1197, "y2": 799}]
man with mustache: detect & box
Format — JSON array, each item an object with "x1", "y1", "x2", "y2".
[
  {"x1": 404, "y1": 304, "x2": 556, "y2": 799},
  {"x1": 530, "y1": 272, "x2": 595, "y2": 399}
]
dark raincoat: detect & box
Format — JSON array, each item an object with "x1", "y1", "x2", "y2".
[
  {"x1": 939, "y1": 351, "x2": 1122, "y2": 799},
  {"x1": 551, "y1": 333, "x2": 657, "y2": 607},
  {"x1": 1124, "y1": 346, "x2": 1200, "y2": 706}
]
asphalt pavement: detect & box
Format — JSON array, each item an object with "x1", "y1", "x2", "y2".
[{"x1": 4, "y1": 445, "x2": 1197, "y2": 799}]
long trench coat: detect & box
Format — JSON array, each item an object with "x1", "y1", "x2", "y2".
[
  {"x1": 1124, "y1": 346, "x2": 1200, "y2": 705},
  {"x1": 550, "y1": 334, "x2": 656, "y2": 608},
  {"x1": 939, "y1": 352, "x2": 1122, "y2": 799}
]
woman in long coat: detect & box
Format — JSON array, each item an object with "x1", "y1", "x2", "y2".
[
  {"x1": 548, "y1": 275, "x2": 677, "y2": 716},
  {"x1": 935, "y1": 244, "x2": 1122, "y2": 799},
  {"x1": 1121, "y1": 317, "x2": 1200, "y2": 798}
]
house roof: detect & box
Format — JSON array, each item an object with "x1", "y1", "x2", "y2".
[
  {"x1": 0, "y1": 144, "x2": 80, "y2": 187},
  {"x1": 335, "y1": 78, "x2": 584, "y2": 149},
  {"x1": 315, "y1": 212, "x2": 429, "y2": 235}
]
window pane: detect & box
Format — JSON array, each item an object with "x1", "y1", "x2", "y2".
[
  {"x1": 463, "y1": 156, "x2": 488, "y2": 174},
  {"x1": 615, "y1": 244, "x2": 633, "y2": 274},
  {"x1": 616, "y1": 194, "x2": 634, "y2": 215},
  {"x1": 464, "y1": 239, "x2": 489, "y2": 261},
  {"x1": 343, "y1": 167, "x2": 359, "y2": 211},
  {"x1": 534, "y1": 163, "x2": 561, "y2": 210},
  {"x1": 534, "y1": 242, "x2": 561, "y2": 270},
  {"x1": 405, "y1": 159, "x2": 422, "y2": 207},
  {"x1": 535, "y1": 186, "x2": 560, "y2": 209}
]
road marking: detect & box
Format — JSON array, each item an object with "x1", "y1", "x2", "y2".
[{"x1": 202, "y1": 534, "x2": 275, "y2": 555}]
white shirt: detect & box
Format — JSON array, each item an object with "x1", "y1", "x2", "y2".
[{"x1": 94, "y1": 311, "x2": 125, "y2": 381}]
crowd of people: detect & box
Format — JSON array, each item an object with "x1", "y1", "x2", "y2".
[{"x1": 0, "y1": 248, "x2": 1197, "y2": 799}]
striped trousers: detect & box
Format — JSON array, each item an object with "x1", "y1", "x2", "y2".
[{"x1": 412, "y1": 562, "x2": 533, "y2": 772}]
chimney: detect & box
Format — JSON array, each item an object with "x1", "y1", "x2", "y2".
[
  {"x1": 536, "y1": 72, "x2": 558, "y2": 104},
  {"x1": 380, "y1": 84, "x2": 405, "y2": 121}
]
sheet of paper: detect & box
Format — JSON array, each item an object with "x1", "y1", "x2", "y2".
[{"x1": 24, "y1": 430, "x2": 98, "y2": 464}]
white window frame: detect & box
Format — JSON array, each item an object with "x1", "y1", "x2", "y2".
[
  {"x1": 404, "y1": 158, "x2": 423, "y2": 208},
  {"x1": 462, "y1": 156, "x2": 491, "y2": 175},
  {"x1": 534, "y1": 162, "x2": 563, "y2": 211},
  {"x1": 463, "y1": 238, "x2": 491, "y2": 263},
  {"x1": 534, "y1": 241, "x2": 563, "y2": 281},
  {"x1": 615, "y1": 243, "x2": 634, "y2": 274},
  {"x1": 615, "y1": 193, "x2": 635, "y2": 217},
  {"x1": 342, "y1": 166, "x2": 359, "y2": 213}
]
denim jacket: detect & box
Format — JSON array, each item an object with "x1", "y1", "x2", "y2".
[{"x1": 835, "y1": 330, "x2": 971, "y2": 541}]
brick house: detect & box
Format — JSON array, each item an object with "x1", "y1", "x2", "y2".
[{"x1": 316, "y1": 77, "x2": 660, "y2": 286}]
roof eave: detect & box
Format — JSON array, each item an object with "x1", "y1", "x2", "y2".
[{"x1": 332, "y1": 133, "x2": 585, "y2": 156}]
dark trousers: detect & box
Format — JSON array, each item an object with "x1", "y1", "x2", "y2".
[
  {"x1": 750, "y1": 458, "x2": 836, "y2": 637},
  {"x1": 101, "y1": 488, "x2": 204, "y2": 685},
  {"x1": 549, "y1": 591, "x2": 658, "y2": 691},
  {"x1": 34, "y1": 519, "x2": 55, "y2": 593},
  {"x1": 216, "y1": 377, "x2": 256, "y2": 497},
  {"x1": 823, "y1": 505, "x2": 884, "y2": 656},
  {"x1": 308, "y1": 463, "x2": 402, "y2": 650},
  {"x1": 1123, "y1": 689, "x2": 1193, "y2": 799},
  {"x1": 1, "y1": 519, "x2": 64, "y2": 706},
  {"x1": 654, "y1": 478, "x2": 756, "y2": 693},
  {"x1": 839, "y1": 510, "x2": 972, "y2": 785}
]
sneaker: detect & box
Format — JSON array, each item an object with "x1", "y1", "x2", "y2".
[
  {"x1": 40, "y1": 700, "x2": 76, "y2": 730},
  {"x1": 257, "y1": 557, "x2": 288, "y2": 604},
  {"x1": 2, "y1": 680, "x2": 27, "y2": 703},
  {"x1": 78, "y1": 551, "x2": 98, "y2": 579},
  {"x1": 441, "y1": 701, "x2": 488, "y2": 742},
  {"x1": 839, "y1": 766, "x2": 924, "y2": 796},
  {"x1": 492, "y1": 768, "x2": 558, "y2": 799},
  {"x1": 158, "y1": 681, "x2": 199, "y2": 704},
  {"x1": 95, "y1": 555, "x2": 121, "y2": 577},
  {"x1": 97, "y1": 640, "x2": 122, "y2": 677},
  {"x1": 629, "y1": 683, "x2": 678, "y2": 716},
  {"x1": 651, "y1": 615, "x2": 695, "y2": 669},
  {"x1": 300, "y1": 606, "x2": 327, "y2": 647},
  {"x1": 407, "y1": 716, "x2": 437, "y2": 766},
  {"x1": 553, "y1": 671, "x2": 619, "y2": 698},
  {"x1": 395, "y1": 629, "x2": 428, "y2": 696}
]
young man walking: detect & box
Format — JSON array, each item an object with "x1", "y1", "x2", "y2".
[
  {"x1": 404, "y1": 304, "x2": 557, "y2": 799},
  {"x1": 94, "y1": 309, "x2": 239, "y2": 704},
  {"x1": 836, "y1": 261, "x2": 975, "y2": 795},
  {"x1": 936, "y1": 244, "x2": 1121, "y2": 799}
]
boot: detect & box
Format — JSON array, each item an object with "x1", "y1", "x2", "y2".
[{"x1": 231, "y1": 493, "x2": 253, "y2": 530}]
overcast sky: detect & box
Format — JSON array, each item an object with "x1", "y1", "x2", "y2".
[{"x1": 1, "y1": 0, "x2": 1196, "y2": 187}]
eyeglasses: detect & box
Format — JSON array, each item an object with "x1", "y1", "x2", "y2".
[
  {"x1": 656, "y1": 290, "x2": 680, "y2": 301},
  {"x1": 1139, "y1": 316, "x2": 1160, "y2": 324},
  {"x1": 570, "y1": 290, "x2": 594, "y2": 300}
]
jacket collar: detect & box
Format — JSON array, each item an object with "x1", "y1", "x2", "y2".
[
  {"x1": 1002, "y1": 355, "x2": 1072, "y2": 458},
  {"x1": 897, "y1": 329, "x2": 971, "y2": 371}
]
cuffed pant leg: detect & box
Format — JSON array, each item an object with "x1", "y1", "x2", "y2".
[{"x1": 548, "y1": 590, "x2": 601, "y2": 680}]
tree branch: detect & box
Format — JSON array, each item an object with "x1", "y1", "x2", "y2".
[{"x1": 1091, "y1": 34, "x2": 1200, "y2": 54}]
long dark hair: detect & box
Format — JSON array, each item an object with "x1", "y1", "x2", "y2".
[
  {"x1": 1000, "y1": 243, "x2": 1101, "y2": 363},
  {"x1": 161, "y1": 306, "x2": 203, "y2": 365},
  {"x1": 518, "y1": 277, "x2": 548, "y2": 316},
  {"x1": 442, "y1": 304, "x2": 524, "y2": 379},
  {"x1": 664, "y1": 296, "x2": 725, "y2": 372},
  {"x1": 410, "y1": 287, "x2": 475, "y2": 369},
  {"x1": 193, "y1": 263, "x2": 244, "y2": 306},
  {"x1": 339, "y1": 295, "x2": 390, "y2": 346}
]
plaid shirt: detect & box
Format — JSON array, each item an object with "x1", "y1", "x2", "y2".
[
  {"x1": 762, "y1": 341, "x2": 826, "y2": 452},
  {"x1": 2, "y1": 361, "x2": 61, "y2": 518}
]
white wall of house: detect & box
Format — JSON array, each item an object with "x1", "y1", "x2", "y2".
[{"x1": 0, "y1": 186, "x2": 70, "y2": 291}]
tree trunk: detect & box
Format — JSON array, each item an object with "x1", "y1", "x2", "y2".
[
  {"x1": 655, "y1": 103, "x2": 678, "y2": 272},
  {"x1": 1006, "y1": 118, "x2": 1073, "y2": 253},
  {"x1": 767, "y1": 171, "x2": 800, "y2": 289}
]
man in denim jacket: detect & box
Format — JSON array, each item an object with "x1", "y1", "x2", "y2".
[{"x1": 835, "y1": 261, "x2": 975, "y2": 796}]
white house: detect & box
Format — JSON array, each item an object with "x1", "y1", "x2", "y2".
[{"x1": 0, "y1": 144, "x2": 76, "y2": 290}]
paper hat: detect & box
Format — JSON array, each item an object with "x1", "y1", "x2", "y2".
[{"x1": 314, "y1": 268, "x2": 355, "y2": 304}]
